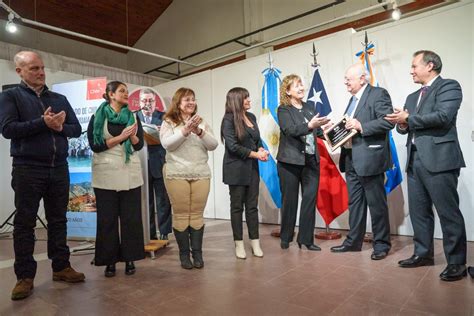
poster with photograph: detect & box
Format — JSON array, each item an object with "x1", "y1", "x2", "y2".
[{"x1": 52, "y1": 77, "x2": 106, "y2": 239}]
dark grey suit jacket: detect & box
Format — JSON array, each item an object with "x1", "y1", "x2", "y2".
[
  {"x1": 276, "y1": 102, "x2": 322, "y2": 166},
  {"x1": 339, "y1": 85, "x2": 394, "y2": 177},
  {"x1": 397, "y1": 76, "x2": 465, "y2": 172},
  {"x1": 137, "y1": 110, "x2": 166, "y2": 179},
  {"x1": 221, "y1": 112, "x2": 262, "y2": 186}
]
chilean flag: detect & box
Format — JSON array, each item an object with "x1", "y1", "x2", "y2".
[{"x1": 306, "y1": 67, "x2": 349, "y2": 225}]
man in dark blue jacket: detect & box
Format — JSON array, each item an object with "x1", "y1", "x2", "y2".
[
  {"x1": 0, "y1": 51, "x2": 85, "y2": 301},
  {"x1": 137, "y1": 88, "x2": 172, "y2": 240}
]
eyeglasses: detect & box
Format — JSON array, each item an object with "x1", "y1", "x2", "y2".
[{"x1": 140, "y1": 98, "x2": 155, "y2": 104}]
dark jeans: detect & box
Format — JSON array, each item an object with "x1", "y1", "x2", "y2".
[
  {"x1": 12, "y1": 165, "x2": 71, "y2": 280},
  {"x1": 148, "y1": 172, "x2": 172, "y2": 238},
  {"x1": 277, "y1": 154, "x2": 320, "y2": 245},
  {"x1": 228, "y1": 165, "x2": 260, "y2": 240},
  {"x1": 94, "y1": 187, "x2": 145, "y2": 266}
]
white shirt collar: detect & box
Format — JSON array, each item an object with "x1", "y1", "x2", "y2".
[
  {"x1": 424, "y1": 75, "x2": 440, "y2": 87},
  {"x1": 354, "y1": 83, "x2": 368, "y2": 100}
]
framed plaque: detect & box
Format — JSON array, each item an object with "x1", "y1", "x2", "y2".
[{"x1": 323, "y1": 115, "x2": 357, "y2": 152}]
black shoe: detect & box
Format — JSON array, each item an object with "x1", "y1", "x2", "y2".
[
  {"x1": 280, "y1": 241, "x2": 289, "y2": 249},
  {"x1": 297, "y1": 243, "x2": 321, "y2": 251},
  {"x1": 398, "y1": 255, "x2": 434, "y2": 268},
  {"x1": 104, "y1": 264, "x2": 116, "y2": 277},
  {"x1": 371, "y1": 251, "x2": 388, "y2": 260},
  {"x1": 173, "y1": 228, "x2": 194, "y2": 269},
  {"x1": 468, "y1": 266, "x2": 474, "y2": 278},
  {"x1": 439, "y1": 264, "x2": 467, "y2": 282},
  {"x1": 125, "y1": 262, "x2": 136, "y2": 275},
  {"x1": 160, "y1": 234, "x2": 169, "y2": 240},
  {"x1": 330, "y1": 244, "x2": 360, "y2": 253},
  {"x1": 189, "y1": 226, "x2": 204, "y2": 269}
]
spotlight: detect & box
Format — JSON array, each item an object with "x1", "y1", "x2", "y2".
[
  {"x1": 391, "y1": 1, "x2": 401, "y2": 21},
  {"x1": 5, "y1": 12, "x2": 17, "y2": 33}
]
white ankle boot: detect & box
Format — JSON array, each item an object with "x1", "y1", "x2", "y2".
[
  {"x1": 250, "y1": 239, "x2": 263, "y2": 258},
  {"x1": 235, "y1": 240, "x2": 246, "y2": 259}
]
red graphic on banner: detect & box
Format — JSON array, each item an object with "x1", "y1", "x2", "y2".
[
  {"x1": 86, "y1": 78, "x2": 106, "y2": 100},
  {"x1": 128, "y1": 87, "x2": 166, "y2": 113}
]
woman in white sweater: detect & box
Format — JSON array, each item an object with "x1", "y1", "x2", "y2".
[{"x1": 160, "y1": 87, "x2": 218, "y2": 269}]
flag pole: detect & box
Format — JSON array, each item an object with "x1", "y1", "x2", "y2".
[
  {"x1": 361, "y1": 31, "x2": 374, "y2": 243},
  {"x1": 309, "y1": 43, "x2": 342, "y2": 241}
]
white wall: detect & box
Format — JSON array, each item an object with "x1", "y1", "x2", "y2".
[{"x1": 154, "y1": 2, "x2": 474, "y2": 240}]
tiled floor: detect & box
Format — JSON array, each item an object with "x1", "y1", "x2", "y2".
[{"x1": 0, "y1": 220, "x2": 473, "y2": 315}]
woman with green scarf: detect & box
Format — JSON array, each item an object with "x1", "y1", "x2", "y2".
[{"x1": 87, "y1": 81, "x2": 145, "y2": 277}]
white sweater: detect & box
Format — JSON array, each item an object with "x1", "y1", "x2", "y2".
[{"x1": 160, "y1": 119, "x2": 218, "y2": 180}]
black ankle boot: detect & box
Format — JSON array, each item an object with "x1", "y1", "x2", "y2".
[
  {"x1": 189, "y1": 226, "x2": 205, "y2": 269},
  {"x1": 173, "y1": 227, "x2": 193, "y2": 269},
  {"x1": 125, "y1": 261, "x2": 135, "y2": 275},
  {"x1": 104, "y1": 264, "x2": 116, "y2": 277}
]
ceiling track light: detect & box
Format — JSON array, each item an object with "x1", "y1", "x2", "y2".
[
  {"x1": 391, "y1": 0, "x2": 402, "y2": 21},
  {"x1": 5, "y1": 12, "x2": 18, "y2": 33}
]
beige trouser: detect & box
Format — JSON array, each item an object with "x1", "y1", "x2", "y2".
[{"x1": 164, "y1": 177, "x2": 210, "y2": 232}]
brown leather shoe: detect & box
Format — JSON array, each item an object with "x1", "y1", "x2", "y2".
[
  {"x1": 11, "y1": 278, "x2": 34, "y2": 300},
  {"x1": 53, "y1": 266, "x2": 85, "y2": 283}
]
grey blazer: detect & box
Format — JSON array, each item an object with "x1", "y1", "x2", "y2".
[
  {"x1": 339, "y1": 85, "x2": 394, "y2": 177},
  {"x1": 397, "y1": 76, "x2": 465, "y2": 172}
]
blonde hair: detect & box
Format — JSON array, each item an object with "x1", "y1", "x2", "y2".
[{"x1": 279, "y1": 74, "x2": 302, "y2": 107}]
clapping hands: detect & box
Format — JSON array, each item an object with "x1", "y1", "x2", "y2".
[
  {"x1": 120, "y1": 123, "x2": 138, "y2": 141},
  {"x1": 183, "y1": 114, "x2": 203, "y2": 136},
  {"x1": 43, "y1": 107, "x2": 66, "y2": 132}
]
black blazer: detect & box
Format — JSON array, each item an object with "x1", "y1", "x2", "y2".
[
  {"x1": 276, "y1": 102, "x2": 321, "y2": 166},
  {"x1": 222, "y1": 112, "x2": 262, "y2": 186},
  {"x1": 338, "y1": 85, "x2": 394, "y2": 177}
]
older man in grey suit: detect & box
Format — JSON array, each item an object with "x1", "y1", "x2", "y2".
[
  {"x1": 330, "y1": 63, "x2": 394, "y2": 260},
  {"x1": 386, "y1": 50, "x2": 467, "y2": 281}
]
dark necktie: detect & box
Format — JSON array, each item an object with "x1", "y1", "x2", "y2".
[{"x1": 417, "y1": 86, "x2": 429, "y2": 108}]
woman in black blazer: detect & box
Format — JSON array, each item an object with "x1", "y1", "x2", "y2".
[
  {"x1": 221, "y1": 87, "x2": 268, "y2": 259},
  {"x1": 276, "y1": 74, "x2": 329, "y2": 250}
]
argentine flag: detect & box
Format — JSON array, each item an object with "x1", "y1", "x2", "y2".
[{"x1": 258, "y1": 67, "x2": 282, "y2": 208}]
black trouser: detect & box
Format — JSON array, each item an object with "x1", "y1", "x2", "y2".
[
  {"x1": 228, "y1": 164, "x2": 260, "y2": 240},
  {"x1": 94, "y1": 187, "x2": 145, "y2": 266},
  {"x1": 277, "y1": 154, "x2": 319, "y2": 245},
  {"x1": 148, "y1": 170, "x2": 172, "y2": 238},
  {"x1": 343, "y1": 150, "x2": 391, "y2": 252},
  {"x1": 12, "y1": 165, "x2": 71, "y2": 280},
  {"x1": 407, "y1": 150, "x2": 466, "y2": 264}
]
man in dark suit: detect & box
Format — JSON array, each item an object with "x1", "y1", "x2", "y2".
[
  {"x1": 330, "y1": 63, "x2": 394, "y2": 260},
  {"x1": 385, "y1": 50, "x2": 467, "y2": 281},
  {"x1": 137, "y1": 89, "x2": 172, "y2": 240}
]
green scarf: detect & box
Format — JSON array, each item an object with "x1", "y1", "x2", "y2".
[{"x1": 93, "y1": 101, "x2": 135, "y2": 163}]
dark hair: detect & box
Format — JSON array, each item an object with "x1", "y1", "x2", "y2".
[
  {"x1": 163, "y1": 87, "x2": 197, "y2": 125},
  {"x1": 103, "y1": 81, "x2": 126, "y2": 102},
  {"x1": 220, "y1": 87, "x2": 249, "y2": 142},
  {"x1": 414, "y1": 50, "x2": 442, "y2": 74}
]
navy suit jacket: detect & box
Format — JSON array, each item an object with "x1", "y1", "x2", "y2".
[
  {"x1": 137, "y1": 111, "x2": 166, "y2": 178},
  {"x1": 396, "y1": 76, "x2": 465, "y2": 172}
]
